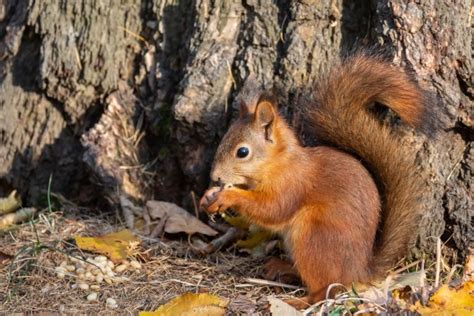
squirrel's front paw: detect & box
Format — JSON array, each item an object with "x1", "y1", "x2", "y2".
[
  {"x1": 199, "y1": 187, "x2": 223, "y2": 213},
  {"x1": 200, "y1": 187, "x2": 234, "y2": 213}
]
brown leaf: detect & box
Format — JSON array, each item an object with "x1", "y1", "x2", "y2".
[
  {"x1": 268, "y1": 297, "x2": 303, "y2": 316},
  {"x1": 146, "y1": 201, "x2": 217, "y2": 236}
]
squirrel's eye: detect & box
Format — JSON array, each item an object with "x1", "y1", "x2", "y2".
[{"x1": 236, "y1": 147, "x2": 250, "y2": 159}]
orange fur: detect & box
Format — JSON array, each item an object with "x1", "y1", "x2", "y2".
[{"x1": 200, "y1": 54, "x2": 437, "y2": 307}]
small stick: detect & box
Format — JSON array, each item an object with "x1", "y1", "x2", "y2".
[
  {"x1": 192, "y1": 227, "x2": 244, "y2": 255},
  {"x1": 242, "y1": 277, "x2": 301, "y2": 290},
  {"x1": 190, "y1": 191, "x2": 199, "y2": 218},
  {"x1": 119, "y1": 26, "x2": 149, "y2": 46},
  {"x1": 226, "y1": 60, "x2": 236, "y2": 89},
  {"x1": 133, "y1": 279, "x2": 206, "y2": 287},
  {"x1": 420, "y1": 259, "x2": 429, "y2": 305},
  {"x1": 325, "y1": 283, "x2": 346, "y2": 300},
  {"x1": 392, "y1": 260, "x2": 421, "y2": 275},
  {"x1": 149, "y1": 214, "x2": 168, "y2": 238},
  {"x1": 420, "y1": 259, "x2": 425, "y2": 288},
  {"x1": 446, "y1": 264, "x2": 463, "y2": 284},
  {"x1": 207, "y1": 220, "x2": 232, "y2": 234},
  {"x1": 208, "y1": 227, "x2": 244, "y2": 252},
  {"x1": 435, "y1": 237, "x2": 441, "y2": 288},
  {"x1": 383, "y1": 274, "x2": 392, "y2": 301}
]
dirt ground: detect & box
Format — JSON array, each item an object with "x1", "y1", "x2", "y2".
[
  {"x1": 0, "y1": 199, "x2": 469, "y2": 315},
  {"x1": 0, "y1": 203, "x2": 298, "y2": 314}
]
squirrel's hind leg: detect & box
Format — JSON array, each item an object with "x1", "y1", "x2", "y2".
[
  {"x1": 283, "y1": 289, "x2": 325, "y2": 310},
  {"x1": 263, "y1": 257, "x2": 300, "y2": 284}
]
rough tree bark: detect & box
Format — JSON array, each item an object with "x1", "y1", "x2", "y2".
[{"x1": 0, "y1": 1, "x2": 471, "y2": 258}]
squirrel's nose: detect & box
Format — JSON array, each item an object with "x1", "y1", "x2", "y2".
[{"x1": 210, "y1": 169, "x2": 221, "y2": 185}]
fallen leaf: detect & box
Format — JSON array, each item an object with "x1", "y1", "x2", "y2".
[
  {"x1": 413, "y1": 281, "x2": 474, "y2": 315},
  {"x1": 146, "y1": 201, "x2": 217, "y2": 236},
  {"x1": 74, "y1": 229, "x2": 140, "y2": 263},
  {"x1": 223, "y1": 214, "x2": 273, "y2": 252},
  {"x1": 268, "y1": 297, "x2": 303, "y2": 316},
  {"x1": 355, "y1": 272, "x2": 425, "y2": 309},
  {"x1": 0, "y1": 207, "x2": 36, "y2": 230},
  {"x1": 139, "y1": 293, "x2": 228, "y2": 316},
  {"x1": 236, "y1": 229, "x2": 273, "y2": 249},
  {"x1": 358, "y1": 286, "x2": 386, "y2": 305},
  {"x1": 0, "y1": 190, "x2": 21, "y2": 215},
  {"x1": 355, "y1": 271, "x2": 424, "y2": 294},
  {"x1": 227, "y1": 295, "x2": 257, "y2": 314},
  {"x1": 222, "y1": 214, "x2": 250, "y2": 230}
]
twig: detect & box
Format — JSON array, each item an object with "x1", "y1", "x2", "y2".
[
  {"x1": 209, "y1": 227, "x2": 244, "y2": 252},
  {"x1": 130, "y1": 279, "x2": 206, "y2": 287},
  {"x1": 420, "y1": 259, "x2": 425, "y2": 288},
  {"x1": 446, "y1": 264, "x2": 463, "y2": 284},
  {"x1": 74, "y1": 47, "x2": 82, "y2": 70},
  {"x1": 192, "y1": 227, "x2": 245, "y2": 255},
  {"x1": 392, "y1": 259, "x2": 421, "y2": 274},
  {"x1": 384, "y1": 274, "x2": 392, "y2": 301},
  {"x1": 325, "y1": 283, "x2": 346, "y2": 300},
  {"x1": 190, "y1": 191, "x2": 199, "y2": 219},
  {"x1": 420, "y1": 259, "x2": 430, "y2": 305},
  {"x1": 242, "y1": 277, "x2": 301, "y2": 290},
  {"x1": 150, "y1": 214, "x2": 168, "y2": 239},
  {"x1": 47, "y1": 174, "x2": 53, "y2": 213},
  {"x1": 119, "y1": 26, "x2": 149, "y2": 46},
  {"x1": 226, "y1": 60, "x2": 236, "y2": 89},
  {"x1": 446, "y1": 145, "x2": 467, "y2": 180},
  {"x1": 435, "y1": 237, "x2": 441, "y2": 287}
]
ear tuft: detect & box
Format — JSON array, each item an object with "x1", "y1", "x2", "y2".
[
  {"x1": 239, "y1": 100, "x2": 249, "y2": 117},
  {"x1": 238, "y1": 74, "x2": 261, "y2": 116}
]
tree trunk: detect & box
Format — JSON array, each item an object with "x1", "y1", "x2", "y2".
[{"x1": 0, "y1": 0, "x2": 471, "y2": 257}]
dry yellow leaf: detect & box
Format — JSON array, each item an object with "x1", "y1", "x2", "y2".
[
  {"x1": 74, "y1": 229, "x2": 140, "y2": 263},
  {"x1": 139, "y1": 293, "x2": 228, "y2": 316},
  {"x1": 0, "y1": 207, "x2": 36, "y2": 230},
  {"x1": 236, "y1": 229, "x2": 273, "y2": 249},
  {"x1": 413, "y1": 281, "x2": 474, "y2": 315},
  {"x1": 222, "y1": 214, "x2": 250, "y2": 230},
  {"x1": 0, "y1": 190, "x2": 21, "y2": 215}
]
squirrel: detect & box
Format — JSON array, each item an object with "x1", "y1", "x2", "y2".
[{"x1": 199, "y1": 53, "x2": 439, "y2": 307}]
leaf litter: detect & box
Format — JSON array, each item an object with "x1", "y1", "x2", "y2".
[{"x1": 0, "y1": 194, "x2": 472, "y2": 315}]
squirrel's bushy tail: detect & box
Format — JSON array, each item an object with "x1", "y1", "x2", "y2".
[{"x1": 305, "y1": 53, "x2": 439, "y2": 273}]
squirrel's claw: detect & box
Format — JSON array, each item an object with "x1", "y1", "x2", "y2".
[{"x1": 199, "y1": 186, "x2": 223, "y2": 212}]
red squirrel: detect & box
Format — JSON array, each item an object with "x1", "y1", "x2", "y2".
[{"x1": 200, "y1": 54, "x2": 438, "y2": 307}]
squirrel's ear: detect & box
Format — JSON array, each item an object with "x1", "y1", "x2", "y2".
[{"x1": 254, "y1": 98, "x2": 277, "y2": 141}]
